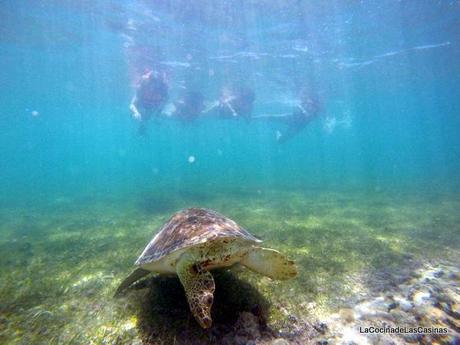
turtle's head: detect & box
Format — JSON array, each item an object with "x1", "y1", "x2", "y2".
[
  {"x1": 192, "y1": 290, "x2": 214, "y2": 328},
  {"x1": 176, "y1": 252, "x2": 216, "y2": 329}
]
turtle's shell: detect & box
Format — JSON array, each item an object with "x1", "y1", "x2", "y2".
[{"x1": 135, "y1": 208, "x2": 261, "y2": 265}]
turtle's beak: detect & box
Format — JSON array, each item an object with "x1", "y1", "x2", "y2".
[{"x1": 200, "y1": 315, "x2": 212, "y2": 329}]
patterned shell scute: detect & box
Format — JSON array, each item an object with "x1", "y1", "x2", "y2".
[{"x1": 135, "y1": 208, "x2": 261, "y2": 265}]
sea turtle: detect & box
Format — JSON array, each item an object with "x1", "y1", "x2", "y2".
[{"x1": 115, "y1": 208, "x2": 297, "y2": 328}]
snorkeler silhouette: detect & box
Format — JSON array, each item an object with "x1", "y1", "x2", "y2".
[
  {"x1": 167, "y1": 90, "x2": 205, "y2": 123},
  {"x1": 130, "y1": 70, "x2": 169, "y2": 135},
  {"x1": 203, "y1": 85, "x2": 255, "y2": 121},
  {"x1": 219, "y1": 86, "x2": 255, "y2": 120},
  {"x1": 275, "y1": 90, "x2": 322, "y2": 144}
]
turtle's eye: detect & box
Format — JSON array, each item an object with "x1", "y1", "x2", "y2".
[{"x1": 205, "y1": 295, "x2": 213, "y2": 305}]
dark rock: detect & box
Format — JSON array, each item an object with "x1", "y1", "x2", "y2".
[
  {"x1": 430, "y1": 285, "x2": 442, "y2": 295},
  {"x1": 288, "y1": 315, "x2": 297, "y2": 322},
  {"x1": 387, "y1": 302, "x2": 399, "y2": 312},
  {"x1": 317, "y1": 340, "x2": 328, "y2": 345},
  {"x1": 433, "y1": 270, "x2": 444, "y2": 278},
  {"x1": 448, "y1": 273, "x2": 459, "y2": 280},
  {"x1": 313, "y1": 322, "x2": 327, "y2": 334},
  {"x1": 278, "y1": 329, "x2": 301, "y2": 339},
  {"x1": 38, "y1": 327, "x2": 49, "y2": 335}
]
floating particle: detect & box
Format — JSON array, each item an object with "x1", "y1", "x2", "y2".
[
  {"x1": 31, "y1": 110, "x2": 39, "y2": 117},
  {"x1": 188, "y1": 155, "x2": 196, "y2": 164},
  {"x1": 275, "y1": 130, "x2": 282, "y2": 141}
]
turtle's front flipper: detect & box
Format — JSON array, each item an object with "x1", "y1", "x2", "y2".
[
  {"x1": 241, "y1": 247, "x2": 297, "y2": 280},
  {"x1": 114, "y1": 268, "x2": 150, "y2": 297},
  {"x1": 176, "y1": 253, "x2": 215, "y2": 328}
]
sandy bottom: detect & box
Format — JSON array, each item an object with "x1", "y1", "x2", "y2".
[{"x1": 0, "y1": 186, "x2": 459, "y2": 344}]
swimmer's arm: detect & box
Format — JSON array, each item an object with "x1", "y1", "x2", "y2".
[
  {"x1": 225, "y1": 102, "x2": 238, "y2": 117},
  {"x1": 130, "y1": 96, "x2": 142, "y2": 120},
  {"x1": 297, "y1": 104, "x2": 307, "y2": 114},
  {"x1": 200, "y1": 100, "x2": 220, "y2": 115}
]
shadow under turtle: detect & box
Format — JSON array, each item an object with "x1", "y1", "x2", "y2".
[{"x1": 134, "y1": 270, "x2": 272, "y2": 345}]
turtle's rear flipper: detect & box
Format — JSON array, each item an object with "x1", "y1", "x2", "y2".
[
  {"x1": 241, "y1": 247, "x2": 297, "y2": 280},
  {"x1": 114, "y1": 268, "x2": 150, "y2": 297}
]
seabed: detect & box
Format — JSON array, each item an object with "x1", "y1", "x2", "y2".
[{"x1": 0, "y1": 186, "x2": 459, "y2": 344}]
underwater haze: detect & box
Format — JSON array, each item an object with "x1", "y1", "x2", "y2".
[{"x1": 1, "y1": 1, "x2": 460, "y2": 344}]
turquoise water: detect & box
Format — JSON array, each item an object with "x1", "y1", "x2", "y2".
[
  {"x1": 1, "y1": 1, "x2": 460, "y2": 344},
  {"x1": 2, "y1": 1, "x2": 459, "y2": 200}
]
